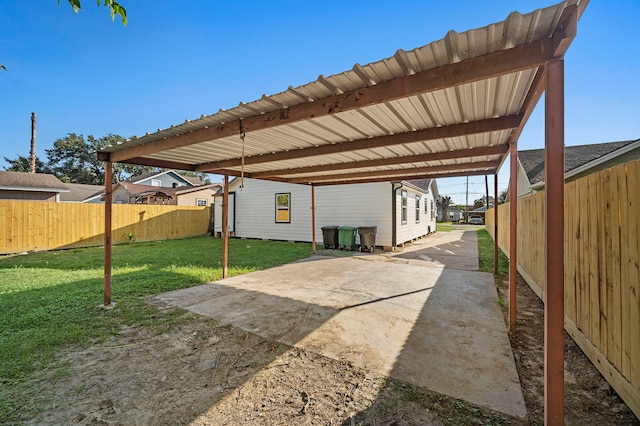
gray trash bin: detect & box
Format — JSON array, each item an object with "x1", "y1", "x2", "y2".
[
  {"x1": 321, "y1": 226, "x2": 339, "y2": 249},
  {"x1": 357, "y1": 226, "x2": 377, "y2": 252}
]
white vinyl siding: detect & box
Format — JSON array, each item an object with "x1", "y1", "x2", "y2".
[
  {"x1": 394, "y1": 184, "x2": 436, "y2": 246},
  {"x1": 216, "y1": 178, "x2": 393, "y2": 246}
]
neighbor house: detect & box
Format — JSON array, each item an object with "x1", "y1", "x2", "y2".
[
  {"x1": 516, "y1": 138, "x2": 640, "y2": 197},
  {"x1": 127, "y1": 170, "x2": 202, "y2": 188},
  {"x1": 112, "y1": 182, "x2": 221, "y2": 206},
  {"x1": 59, "y1": 183, "x2": 104, "y2": 203},
  {"x1": 437, "y1": 204, "x2": 462, "y2": 222},
  {"x1": 213, "y1": 177, "x2": 438, "y2": 250},
  {"x1": 0, "y1": 171, "x2": 69, "y2": 202}
]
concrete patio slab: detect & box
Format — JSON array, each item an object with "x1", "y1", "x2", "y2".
[{"x1": 153, "y1": 230, "x2": 526, "y2": 418}]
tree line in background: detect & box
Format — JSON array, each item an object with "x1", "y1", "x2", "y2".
[{"x1": 3, "y1": 133, "x2": 211, "y2": 185}]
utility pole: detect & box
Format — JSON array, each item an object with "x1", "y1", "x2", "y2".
[
  {"x1": 485, "y1": 175, "x2": 490, "y2": 208},
  {"x1": 465, "y1": 176, "x2": 469, "y2": 223},
  {"x1": 30, "y1": 112, "x2": 36, "y2": 173}
]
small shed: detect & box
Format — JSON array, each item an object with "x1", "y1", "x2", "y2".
[{"x1": 0, "y1": 171, "x2": 69, "y2": 202}]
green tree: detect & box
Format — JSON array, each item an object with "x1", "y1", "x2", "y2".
[
  {"x1": 498, "y1": 188, "x2": 509, "y2": 204},
  {"x1": 3, "y1": 155, "x2": 52, "y2": 174},
  {"x1": 46, "y1": 133, "x2": 99, "y2": 184},
  {"x1": 46, "y1": 133, "x2": 128, "y2": 184},
  {"x1": 61, "y1": 0, "x2": 127, "y2": 25},
  {"x1": 440, "y1": 195, "x2": 452, "y2": 222}
]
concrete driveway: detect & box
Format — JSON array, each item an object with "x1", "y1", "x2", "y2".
[{"x1": 153, "y1": 230, "x2": 526, "y2": 418}]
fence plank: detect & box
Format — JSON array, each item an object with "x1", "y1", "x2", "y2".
[
  {"x1": 627, "y1": 160, "x2": 640, "y2": 387},
  {"x1": 587, "y1": 173, "x2": 600, "y2": 349},
  {"x1": 619, "y1": 163, "x2": 632, "y2": 380},
  {"x1": 610, "y1": 167, "x2": 623, "y2": 371},
  {"x1": 565, "y1": 182, "x2": 577, "y2": 323},
  {"x1": 578, "y1": 176, "x2": 590, "y2": 334}
]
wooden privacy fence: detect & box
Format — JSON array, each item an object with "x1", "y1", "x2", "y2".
[
  {"x1": 0, "y1": 201, "x2": 211, "y2": 255},
  {"x1": 486, "y1": 158, "x2": 640, "y2": 418}
]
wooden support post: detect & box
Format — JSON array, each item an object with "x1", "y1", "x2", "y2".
[
  {"x1": 222, "y1": 175, "x2": 229, "y2": 278},
  {"x1": 509, "y1": 140, "x2": 518, "y2": 334},
  {"x1": 494, "y1": 173, "x2": 499, "y2": 274},
  {"x1": 103, "y1": 161, "x2": 113, "y2": 306},
  {"x1": 311, "y1": 184, "x2": 316, "y2": 254},
  {"x1": 544, "y1": 58, "x2": 565, "y2": 425}
]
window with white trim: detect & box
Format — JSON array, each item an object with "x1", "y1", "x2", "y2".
[
  {"x1": 401, "y1": 190, "x2": 408, "y2": 225},
  {"x1": 275, "y1": 193, "x2": 291, "y2": 223},
  {"x1": 415, "y1": 195, "x2": 420, "y2": 223},
  {"x1": 196, "y1": 198, "x2": 208, "y2": 207}
]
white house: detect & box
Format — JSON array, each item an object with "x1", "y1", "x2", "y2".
[{"x1": 213, "y1": 177, "x2": 438, "y2": 250}]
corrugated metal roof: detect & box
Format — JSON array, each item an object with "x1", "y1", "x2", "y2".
[{"x1": 100, "y1": 0, "x2": 586, "y2": 185}]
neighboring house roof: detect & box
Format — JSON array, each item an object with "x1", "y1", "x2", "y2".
[
  {"x1": 128, "y1": 170, "x2": 201, "y2": 186},
  {"x1": 519, "y1": 139, "x2": 640, "y2": 188},
  {"x1": 405, "y1": 179, "x2": 440, "y2": 201},
  {"x1": 0, "y1": 171, "x2": 69, "y2": 193},
  {"x1": 60, "y1": 183, "x2": 104, "y2": 202},
  {"x1": 117, "y1": 182, "x2": 220, "y2": 198}
]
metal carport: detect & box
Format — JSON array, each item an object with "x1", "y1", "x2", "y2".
[{"x1": 97, "y1": 1, "x2": 588, "y2": 423}]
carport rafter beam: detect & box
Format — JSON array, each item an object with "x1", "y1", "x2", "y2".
[
  {"x1": 197, "y1": 115, "x2": 522, "y2": 172},
  {"x1": 113, "y1": 156, "x2": 198, "y2": 171},
  {"x1": 104, "y1": 35, "x2": 563, "y2": 164},
  {"x1": 305, "y1": 168, "x2": 493, "y2": 186},
  {"x1": 250, "y1": 144, "x2": 509, "y2": 178},
  {"x1": 286, "y1": 160, "x2": 500, "y2": 183}
]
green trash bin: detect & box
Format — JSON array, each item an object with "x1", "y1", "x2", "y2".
[{"x1": 338, "y1": 226, "x2": 357, "y2": 251}]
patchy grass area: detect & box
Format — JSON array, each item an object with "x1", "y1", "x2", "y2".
[
  {"x1": 477, "y1": 228, "x2": 509, "y2": 278},
  {"x1": 0, "y1": 236, "x2": 312, "y2": 422},
  {"x1": 477, "y1": 228, "x2": 510, "y2": 309},
  {"x1": 436, "y1": 222, "x2": 455, "y2": 232}
]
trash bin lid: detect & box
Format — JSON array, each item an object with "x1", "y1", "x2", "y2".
[
  {"x1": 338, "y1": 225, "x2": 358, "y2": 230},
  {"x1": 357, "y1": 226, "x2": 377, "y2": 232}
]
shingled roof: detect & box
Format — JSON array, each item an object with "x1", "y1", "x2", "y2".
[
  {"x1": 0, "y1": 171, "x2": 69, "y2": 192},
  {"x1": 519, "y1": 139, "x2": 640, "y2": 185}
]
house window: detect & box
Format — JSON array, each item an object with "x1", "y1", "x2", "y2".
[
  {"x1": 196, "y1": 198, "x2": 208, "y2": 207},
  {"x1": 401, "y1": 190, "x2": 407, "y2": 225},
  {"x1": 275, "y1": 193, "x2": 291, "y2": 223},
  {"x1": 151, "y1": 179, "x2": 161, "y2": 187},
  {"x1": 431, "y1": 200, "x2": 435, "y2": 220},
  {"x1": 415, "y1": 195, "x2": 420, "y2": 223}
]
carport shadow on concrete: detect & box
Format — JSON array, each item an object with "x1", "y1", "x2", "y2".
[
  {"x1": 380, "y1": 229, "x2": 481, "y2": 271},
  {"x1": 154, "y1": 246, "x2": 526, "y2": 419}
]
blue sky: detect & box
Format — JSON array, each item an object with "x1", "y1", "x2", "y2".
[{"x1": 1, "y1": 1, "x2": 638, "y2": 204}]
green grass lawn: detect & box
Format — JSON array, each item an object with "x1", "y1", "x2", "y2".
[
  {"x1": 436, "y1": 222, "x2": 455, "y2": 232},
  {"x1": 0, "y1": 236, "x2": 312, "y2": 421},
  {"x1": 476, "y1": 228, "x2": 509, "y2": 282}
]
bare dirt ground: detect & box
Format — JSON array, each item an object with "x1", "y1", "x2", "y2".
[{"x1": 7, "y1": 274, "x2": 639, "y2": 425}]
